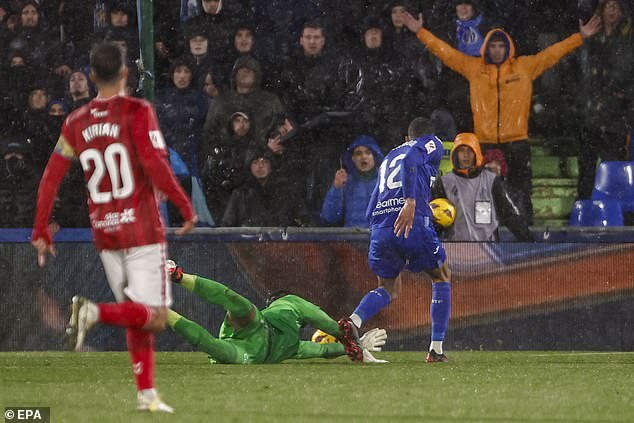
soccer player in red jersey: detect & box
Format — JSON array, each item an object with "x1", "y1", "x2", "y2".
[{"x1": 31, "y1": 42, "x2": 197, "y2": 413}]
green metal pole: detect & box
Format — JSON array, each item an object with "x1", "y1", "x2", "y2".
[{"x1": 136, "y1": 0, "x2": 155, "y2": 102}]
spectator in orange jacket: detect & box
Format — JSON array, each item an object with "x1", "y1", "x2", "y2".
[{"x1": 402, "y1": 12, "x2": 601, "y2": 223}]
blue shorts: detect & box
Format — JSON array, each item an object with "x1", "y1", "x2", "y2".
[{"x1": 368, "y1": 225, "x2": 446, "y2": 279}]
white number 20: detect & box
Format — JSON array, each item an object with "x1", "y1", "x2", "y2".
[
  {"x1": 379, "y1": 153, "x2": 406, "y2": 193},
  {"x1": 79, "y1": 143, "x2": 134, "y2": 204}
]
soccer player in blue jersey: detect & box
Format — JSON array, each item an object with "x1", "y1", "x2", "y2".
[{"x1": 338, "y1": 117, "x2": 452, "y2": 363}]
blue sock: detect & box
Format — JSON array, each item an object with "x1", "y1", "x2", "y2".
[
  {"x1": 352, "y1": 287, "x2": 392, "y2": 325},
  {"x1": 430, "y1": 282, "x2": 451, "y2": 342}
]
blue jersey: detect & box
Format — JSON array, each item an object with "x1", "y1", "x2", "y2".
[{"x1": 366, "y1": 135, "x2": 444, "y2": 230}]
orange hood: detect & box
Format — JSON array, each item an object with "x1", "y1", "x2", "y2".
[
  {"x1": 480, "y1": 28, "x2": 515, "y2": 64},
  {"x1": 451, "y1": 132, "x2": 483, "y2": 175}
]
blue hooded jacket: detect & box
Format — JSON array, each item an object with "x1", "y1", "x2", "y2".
[{"x1": 320, "y1": 135, "x2": 384, "y2": 227}]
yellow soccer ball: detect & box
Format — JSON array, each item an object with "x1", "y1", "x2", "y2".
[
  {"x1": 429, "y1": 198, "x2": 456, "y2": 228},
  {"x1": 311, "y1": 329, "x2": 338, "y2": 344}
]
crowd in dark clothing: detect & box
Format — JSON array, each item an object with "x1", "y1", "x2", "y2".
[{"x1": 0, "y1": 0, "x2": 632, "y2": 229}]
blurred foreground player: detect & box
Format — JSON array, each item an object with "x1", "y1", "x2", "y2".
[
  {"x1": 166, "y1": 260, "x2": 388, "y2": 364},
  {"x1": 31, "y1": 42, "x2": 197, "y2": 413},
  {"x1": 340, "y1": 117, "x2": 452, "y2": 363}
]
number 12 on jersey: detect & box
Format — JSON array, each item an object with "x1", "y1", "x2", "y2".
[{"x1": 378, "y1": 153, "x2": 406, "y2": 193}]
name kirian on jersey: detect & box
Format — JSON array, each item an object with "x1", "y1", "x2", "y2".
[{"x1": 81, "y1": 123, "x2": 121, "y2": 143}]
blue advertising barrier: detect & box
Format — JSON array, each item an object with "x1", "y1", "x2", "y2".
[{"x1": 2, "y1": 228, "x2": 634, "y2": 352}]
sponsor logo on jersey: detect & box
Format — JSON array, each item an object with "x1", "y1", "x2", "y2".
[
  {"x1": 375, "y1": 197, "x2": 405, "y2": 208},
  {"x1": 372, "y1": 197, "x2": 405, "y2": 217},
  {"x1": 81, "y1": 123, "x2": 121, "y2": 143},
  {"x1": 92, "y1": 208, "x2": 136, "y2": 231},
  {"x1": 90, "y1": 108, "x2": 109, "y2": 118}
]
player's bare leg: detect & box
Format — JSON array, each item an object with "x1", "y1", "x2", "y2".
[{"x1": 425, "y1": 261, "x2": 451, "y2": 363}]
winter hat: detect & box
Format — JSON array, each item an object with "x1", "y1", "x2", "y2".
[
  {"x1": 245, "y1": 146, "x2": 273, "y2": 167},
  {"x1": 233, "y1": 22, "x2": 255, "y2": 37},
  {"x1": 361, "y1": 16, "x2": 385, "y2": 35},
  {"x1": 20, "y1": 0, "x2": 39, "y2": 13},
  {"x1": 185, "y1": 24, "x2": 208, "y2": 40},
  {"x1": 1, "y1": 132, "x2": 32, "y2": 158},
  {"x1": 7, "y1": 49, "x2": 26, "y2": 65},
  {"x1": 110, "y1": 1, "x2": 132, "y2": 15},
  {"x1": 453, "y1": 0, "x2": 480, "y2": 11},
  {"x1": 231, "y1": 111, "x2": 249, "y2": 121},
  {"x1": 47, "y1": 100, "x2": 68, "y2": 115}
]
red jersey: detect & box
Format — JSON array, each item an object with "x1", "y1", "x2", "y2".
[{"x1": 32, "y1": 95, "x2": 195, "y2": 250}]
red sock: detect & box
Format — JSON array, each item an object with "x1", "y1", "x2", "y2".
[
  {"x1": 127, "y1": 328, "x2": 154, "y2": 391},
  {"x1": 97, "y1": 302, "x2": 151, "y2": 329}
]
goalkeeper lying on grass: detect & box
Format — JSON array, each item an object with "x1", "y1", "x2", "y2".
[{"x1": 166, "y1": 260, "x2": 388, "y2": 364}]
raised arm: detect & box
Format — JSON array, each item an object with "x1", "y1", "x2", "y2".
[
  {"x1": 402, "y1": 11, "x2": 477, "y2": 78},
  {"x1": 525, "y1": 15, "x2": 601, "y2": 80}
]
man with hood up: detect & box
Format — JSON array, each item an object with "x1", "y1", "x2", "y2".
[
  {"x1": 402, "y1": 12, "x2": 602, "y2": 223},
  {"x1": 321, "y1": 135, "x2": 384, "y2": 228},
  {"x1": 200, "y1": 55, "x2": 284, "y2": 171},
  {"x1": 432, "y1": 132, "x2": 533, "y2": 242},
  {"x1": 220, "y1": 148, "x2": 310, "y2": 227},
  {"x1": 0, "y1": 136, "x2": 38, "y2": 227}
]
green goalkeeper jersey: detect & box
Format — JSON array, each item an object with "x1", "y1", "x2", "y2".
[{"x1": 213, "y1": 295, "x2": 313, "y2": 364}]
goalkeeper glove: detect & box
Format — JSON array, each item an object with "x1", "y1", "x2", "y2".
[
  {"x1": 362, "y1": 349, "x2": 388, "y2": 363},
  {"x1": 359, "y1": 328, "x2": 387, "y2": 352}
]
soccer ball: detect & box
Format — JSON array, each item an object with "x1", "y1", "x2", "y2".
[
  {"x1": 311, "y1": 329, "x2": 338, "y2": 344},
  {"x1": 429, "y1": 198, "x2": 456, "y2": 228}
]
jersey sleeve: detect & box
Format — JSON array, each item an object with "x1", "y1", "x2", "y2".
[
  {"x1": 132, "y1": 103, "x2": 195, "y2": 222},
  {"x1": 32, "y1": 132, "x2": 74, "y2": 243},
  {"x1": 418, "y1": 136, "x2": 444, "y2": 170}
]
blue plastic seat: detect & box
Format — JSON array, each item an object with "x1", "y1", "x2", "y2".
[
  {"x1": 591, "y1": 161, "x2": 634, "y2": 212},
  {"x1": 569, "y1": 199, "x2": 624, "y2": 226}
]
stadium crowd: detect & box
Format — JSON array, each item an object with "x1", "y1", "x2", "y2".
[{"x1": 0, "y1": 0, "x2": 632, "y2": 229}]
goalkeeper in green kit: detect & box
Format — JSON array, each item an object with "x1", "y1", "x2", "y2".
[{"x1": 165, "y1": 260, "x2": 388, "y2": 364}]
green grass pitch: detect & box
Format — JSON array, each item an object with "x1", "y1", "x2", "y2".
[{"x1": 1, "y1": 351, "x2": 633, "y2": 422}]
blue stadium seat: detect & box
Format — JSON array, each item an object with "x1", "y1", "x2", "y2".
[
  {"x1": 591, "y1": 161, "x2": 634, "y2": 212},
  {"x1": 569, "y1": 199, "x2": 623, "y2": 227}
]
